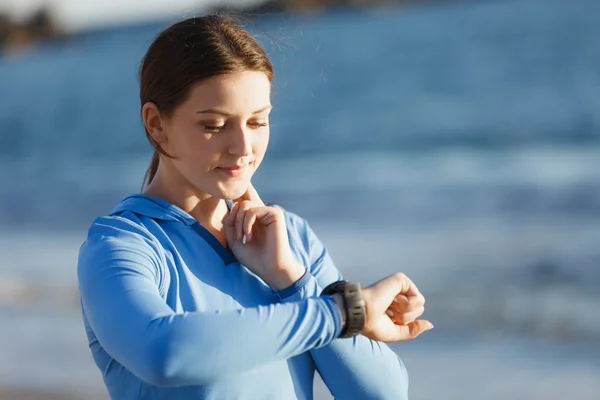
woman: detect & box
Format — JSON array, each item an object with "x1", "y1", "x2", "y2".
[{"x1": 77, "y1": 14, "x2": 433, "y2": 400}]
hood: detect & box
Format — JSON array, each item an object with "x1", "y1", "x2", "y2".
[{"x1": 110, "y1": 194, "x2": 197, "y2": 225}]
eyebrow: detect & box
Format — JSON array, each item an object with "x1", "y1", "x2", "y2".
[{"x1": 196, "y1": 105, "x2": 273, "y2": 116}]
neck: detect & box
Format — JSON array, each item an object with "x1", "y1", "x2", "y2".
[{"x1": 143, "y1": 163, "x2": 228, "y2": 231}]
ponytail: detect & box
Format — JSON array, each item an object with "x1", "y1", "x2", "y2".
[{"x1": 142, "y1": 150, "x2": 160, "y2": 190}]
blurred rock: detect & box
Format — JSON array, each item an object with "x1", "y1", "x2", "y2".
[{"x1": 0, "y1": 7, "x2": 65, "y2": 54}]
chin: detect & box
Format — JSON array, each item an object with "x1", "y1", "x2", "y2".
[{"x1": 213, "y1": 180, "x2": 250, "y2": 200}]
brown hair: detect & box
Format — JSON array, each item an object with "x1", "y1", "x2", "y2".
[{"x1": 138, "y1": 14, "x2": 274, "y2": 188}]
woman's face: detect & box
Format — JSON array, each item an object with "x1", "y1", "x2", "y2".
[{"x1": 157, "y1": 71, "x2": 271, "y2": 200}]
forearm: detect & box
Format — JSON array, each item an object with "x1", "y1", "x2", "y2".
[
  {"x1": 84, "y1": 289, "x2": 342, "y2": 387},
  {"x1": 79, "y1": 240, "x2": 344, "y2": 388},
  {"x1": 141, "y1": 298, "x2": 342, "y2": 386},
  {"x1": 274, "y1": 272, "x2": 409, "y2": 399}
]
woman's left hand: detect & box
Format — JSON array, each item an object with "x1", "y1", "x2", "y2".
[
  {"x1": 223, "y1": 184, "x2": 305, "y2": 290},
  {"x1": 360, "y1": 273, "x2": 432, "y2": 342}
]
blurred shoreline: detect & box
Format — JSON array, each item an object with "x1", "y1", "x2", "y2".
[{"x1": 0, "y1": 0, "x2": 472, "y2": 53}]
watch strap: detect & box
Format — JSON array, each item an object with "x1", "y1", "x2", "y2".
[{"x1": 321, "y1": 280, "x2": 365, "y2": 338}]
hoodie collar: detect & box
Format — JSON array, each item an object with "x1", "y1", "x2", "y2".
[
  {"x1": 111, "y1": 194, "x2": 198, "y2": 225},
  {"x1": 111, "y1": 194, "x2": 237, "y2": 265}
]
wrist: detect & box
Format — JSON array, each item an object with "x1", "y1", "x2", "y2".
[
  {"x1": 321, "y1": 280, "x2": 365, "y2": 338},
  {"x1": 266, "y1": 260, "x2": 306, "y2": 291}
]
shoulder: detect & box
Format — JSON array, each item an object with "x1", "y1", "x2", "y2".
[
  {"x1": 84, "y1": 211, "x2": 158, "y2": 248},
  {"x1": 77, "y1": 213, "x2": 169, "y2": 304},
  {"x1": 78, "y1": 212, "x2": 166, "y2": 276}
]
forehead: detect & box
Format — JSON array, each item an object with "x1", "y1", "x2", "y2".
[{"x1": 182, "y1": 71, "x2": 271, "y2": 112}]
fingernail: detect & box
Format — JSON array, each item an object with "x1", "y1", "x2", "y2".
[
  {"x1": 386, "y1": 310, "x2": 394, "y2": 317},
  {"x1": 242, "y1": 234, "x2": 247, "y2": 244},
  {"x1": 427, "y1": 323, "x2": 434, "y2": 330}
]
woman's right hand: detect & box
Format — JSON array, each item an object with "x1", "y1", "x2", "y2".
[
  {"x1": 223, "y1": 184, "x2": 305, "y2": 291},
  {"x1": 360, "y1": 273, "x2": 433, "y2": 342}
]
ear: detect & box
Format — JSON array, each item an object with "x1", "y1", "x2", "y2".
[{"x1": 142, "y1": 102, "x2": 168, "y2": 145}]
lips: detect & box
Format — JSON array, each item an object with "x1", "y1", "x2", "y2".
[
  {"x1": 217, "y1": 163, "x2": 250, "y2": 177},
  {"x1": 220, "y1": 165, "x2": 246, "y2": 171}
]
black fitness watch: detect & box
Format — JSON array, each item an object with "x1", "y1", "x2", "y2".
[{"x1": 321, "y1": 280, "x2": 366, "y2": 338}]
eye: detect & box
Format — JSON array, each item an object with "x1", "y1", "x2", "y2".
[
  {"x1": 248, "y1": 121, "x2": 268, "y2": 129},
  {"x1": 204, "y1": 124, "x2": 226, "y2": 133}
]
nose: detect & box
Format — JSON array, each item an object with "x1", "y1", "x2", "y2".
[{"x1": 227, "y1": 124, "x2": 253, "y2": 157}]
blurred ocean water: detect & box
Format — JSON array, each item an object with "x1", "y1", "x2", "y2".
[{"x1": 1, "y1": 0, "x2": 599, "y2": 398}]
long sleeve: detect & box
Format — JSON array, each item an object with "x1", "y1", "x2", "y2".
[
  {"x1": 77, "y1": 221, "x2": 342, "y2": 388},
  {"x1": 273, "y1": 215, "x2": 409, "y2": 400}
]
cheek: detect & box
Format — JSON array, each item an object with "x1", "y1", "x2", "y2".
[
  {"x1": 254, "y1": 131, "x2": 270, "y2": 155},
  {"x1": 251, "y1": 133, "x2": 269, "y2": 171},
  {"x1": 162, "y1": 123, "x2": 190, "y2": 154},
  {"x1": 187, "y1": 140, "x2": 221, "y2": 166},
  {"x1": 167, "y1": 128, "x2": 213, "y2": 159}
]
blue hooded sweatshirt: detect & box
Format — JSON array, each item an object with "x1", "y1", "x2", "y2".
[{"x1": 77, "y1": 194, "x2": 409, "y2": 399}]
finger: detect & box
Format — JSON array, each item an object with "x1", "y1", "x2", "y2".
[
  {"x1": 224, "y1": 202, "x2": 239, "y2": 235},
  {"x1": 396, "y1": 273, "x2": 421, "y2": 297},
  {"x1": 392, "y1": 319, "x2": 434, "y2": 341},
  {"x1": 371, "y1": 272, "x2": 421, "y2": 308},
  {"x1": 236, "y1": 182, "x2": 264, "y2": 205},
  {"x1": 407, "y1": 292, "x2": 426, "y2": 308},
  {"x1": 385, "y1": 309, "x2": 404, "y2": 325},
  {"x1": 244, "y1": 205, "x2": 282, "y2": 227},
  {"x1": 409, "y1": 292, "x2": 425, "y2": 307},
  {"x1": 223, "y1": 214, "x2": 236, "y2": 246},
  {"x1": 235, "y1": 201, "x2": 252, "y2": 241},
  {"x1": 243, "y1": 209, "x2": 258, "y2": 242},
  {"x1": 223, "y1": 203, "x2": 239, "y2": 239},
  {"x1": 391, "y1": 294, "x2": 409, "y2": 312},
  {"x1": 391, "y1": 293, "x2": 425, "y2": 314},
  {"x1": 388, "y1": 306, "x2": 425, "y2": 325},
  {"x1": 385, "y1": 307, "x2": 425, "y2": 325},
  {"x1": 237, "y1": 204, "x2": 279, "y2": 242}
]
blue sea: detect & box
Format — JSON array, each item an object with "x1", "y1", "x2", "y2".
[{"x1": 1, "y1": 0, "x2": 599, "y2": 398}]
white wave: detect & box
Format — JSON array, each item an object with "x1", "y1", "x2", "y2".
[{"x1": 0, "y1": 0, "x2": 265, "y2": 31}]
